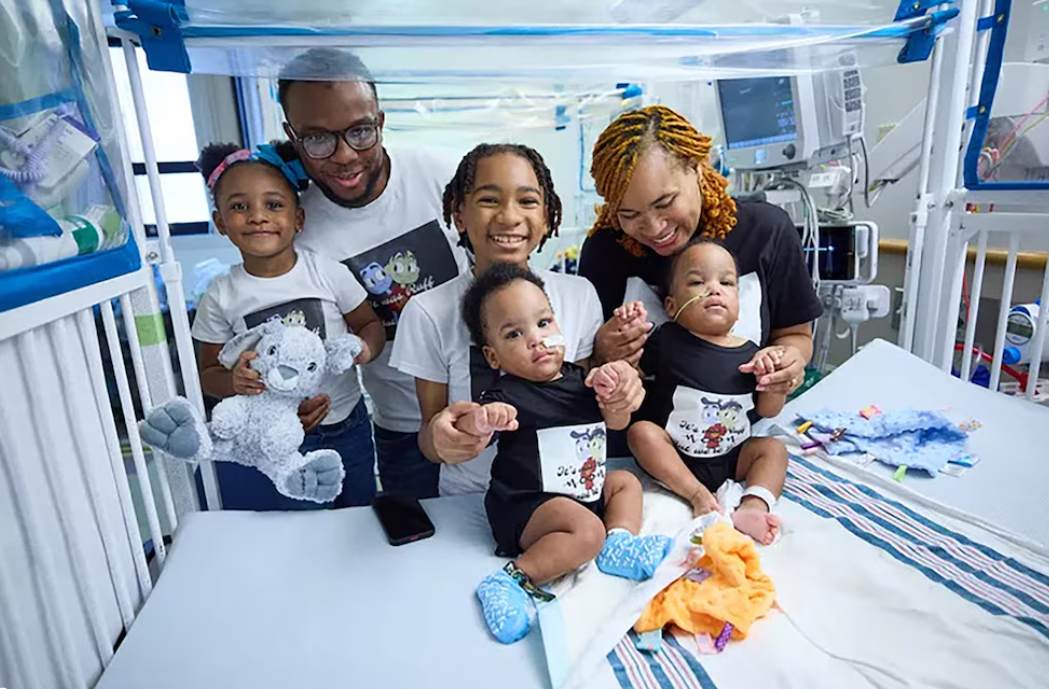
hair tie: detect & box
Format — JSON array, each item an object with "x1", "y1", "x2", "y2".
[{"x1": 206, "y1": 149, "x2": 252, "y2": 190}]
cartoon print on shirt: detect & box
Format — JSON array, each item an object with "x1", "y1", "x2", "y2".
[
  {"x1": 359, "y1": 262, "x2": 393, "y2": 297},
  {"x1": 243, "y1": 298, "x2": 327, "y2": 338},
  {"x1": 343, "y1": 219, "x2": 460, "y2": 340},
  {"x1": 536, "y1": 421, "x2": 607, "y2": 503},
  {"x1": 667, "y1": 387, "x2": 754, "y2": 458},
  {"x1": 719, "y1": 401, "x2": 746, "y2": 433},
  {"x1": 386, "y1": 250, "x2": 420, "y2": 288},
  {"x1": 281, "y1": 310, "x2": 308, "y2": 329},
  {"x1": 572, "y1": 425, "x2": 607, "y2": 493},
  {"x1": 700, "y1": 397, "x2": 722, "y2": 425}
]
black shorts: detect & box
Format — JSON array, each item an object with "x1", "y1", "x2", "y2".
[
  {"x1": 681, "y1": 443, "x2": 743, "y2": 492},
  {"x1": 485, "y1": 490, "x2": 606, "y2": 558}
]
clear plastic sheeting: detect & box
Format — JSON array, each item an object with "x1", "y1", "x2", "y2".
[
  {"x1": 969, "y1": 0, "x2": 1049, "y2": 188},
  {"x1": 181, "y1": 0, "x2": 909, "y2": 29},
  {"x1": 0, "y1": 0, "x2": 132, "y2": 276},
  {"x1": 377, "y1": 83, "x2": 638, "y2": 132},
  {"x1": 118, "y1": 0, "x2": 944, "y2": 81}
]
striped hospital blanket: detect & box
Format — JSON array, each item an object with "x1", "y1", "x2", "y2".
[{"x1": 600, "y1": 455, "x2": 1049, "y2": 689}]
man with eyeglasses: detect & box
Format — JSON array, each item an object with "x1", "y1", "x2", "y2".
[{"x1": 279, "y1": 48, "x2": 469, "y2": 500}]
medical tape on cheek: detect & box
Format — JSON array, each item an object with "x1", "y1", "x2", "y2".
[{"x1": 540, "y1": 335, "x2": 566, "y2": 350}]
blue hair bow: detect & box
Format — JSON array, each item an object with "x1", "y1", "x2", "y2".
[{"x1": 253, "y1": 143, "x2": 308, "y2": 191}]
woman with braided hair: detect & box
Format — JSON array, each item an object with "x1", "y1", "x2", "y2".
[{"x1": 580, "y1": 105, "x2": 822, "y2": 397}]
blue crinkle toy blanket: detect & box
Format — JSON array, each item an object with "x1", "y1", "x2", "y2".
[{"x1": 797, "y1": 408, "x2": 968, "y2": 475}]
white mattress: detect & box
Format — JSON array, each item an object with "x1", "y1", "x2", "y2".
[
  {"x1": 96, "y1": 495, "x2": 550, "y2": 689},
  {"x1": 759, "y1": 338, "x2": 1049, "y2": 546},
  {"x1": 98, "y1": 339, "x2": 1049, "y2": 689}
]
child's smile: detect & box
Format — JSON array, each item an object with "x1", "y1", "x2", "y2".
[{"x1": 212, "y1": 163, "x2": 304, "y2": 275}]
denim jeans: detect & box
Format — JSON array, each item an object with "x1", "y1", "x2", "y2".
[
  {"x1": 373, "y1": 425, "x2": 440, "y2": 499},
  {"x1": 200, "y1": 397, "x2": 377, "y2": 511}
]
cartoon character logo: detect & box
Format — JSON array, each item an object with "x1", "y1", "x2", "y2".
[
  {"x1": 718, "y1": 401, "x2": 745, "y2": 433},
  {"x1": 385, "y1": 250, "x2": 420, "y2": 288},
  {"x1": 700, "y1": 397, "x2": 722, "y2": 425},
  {"x1": 588, "y1": 432, "x2": 606, "y2": 462},
  {"x1": 281, "y1": 310, "x2": 308, "y2": 329},
  {"x1": 571, "y1": 426, "x2": 607, "y2": 493},
  {"x1": 703, "y1": 423, "x2": 728, "y2": 451},
  {"x1": 359, "y1": 262, "x2": 393, "y2": 296}
]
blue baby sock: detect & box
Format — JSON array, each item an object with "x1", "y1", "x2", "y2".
[
  {"x1": 477, "y1": 567, "x2": 537, "y2": 644},
  {"x1": 596, "y1": 530, "x2": 674, "y2": 581}
]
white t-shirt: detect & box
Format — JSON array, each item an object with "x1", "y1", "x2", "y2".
[
  {"x1": 297, "y1": 146, "x2": 470, "y2": 432},
  {"x1": 191, "y1": 249, "x2": 368, "y2": 425},
  {"x1": 391, "y1": 268, "x2": 604, "y2": 495}
]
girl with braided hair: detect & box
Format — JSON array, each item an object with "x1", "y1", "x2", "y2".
[
  {"x1": 390, "y1": 143, "x2": 645, "y2": 497},
  {"x1": 580, "y1": 105, "x2": 822, "y2": 398}
]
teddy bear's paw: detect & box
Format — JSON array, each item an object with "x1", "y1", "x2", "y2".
[
  {"x1": 139, "y1": 398, "x2": 210, "y2": 461},
  {"x1": 282, "y1": 450, "x2": 345, "y2": 504}
]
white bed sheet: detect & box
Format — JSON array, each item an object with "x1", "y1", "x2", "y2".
[
  {"x1": 98, "y1": 338, "x2": 1049, "y2": 689},
  {"x1": 96, "y1": 495, "x2": 550, "y2": 689},
  {"x1": 758, "y1": 338, "x2": 1049, "y2": 546}
]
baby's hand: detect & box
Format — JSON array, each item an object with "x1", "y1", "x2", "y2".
[
  {"x1": 613, "y1": 300, "x2": 648, "y2": 324},
  {"x1": 586, "y1": 360, "x2": 641, "y2": 409},
  {"x1": 746, "y1": 346, "x2": 786, "y2": 378},
  {"x1": 232, "y1": 351, "x2": 264, "y2": 395},
  {"x1": 589, "y1": 365, "x2": 618, "y2": 399},
  {"x1": 455, "y1": 402, "x2": 519, "y2": 438}
]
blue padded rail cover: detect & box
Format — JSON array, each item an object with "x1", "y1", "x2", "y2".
[{"x1": 0, "y1": 236, "x2": 142, "y2": 313}]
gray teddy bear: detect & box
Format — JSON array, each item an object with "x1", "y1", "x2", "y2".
[{"x1": 140, "y1": 318, "x2": 363, "y2": 504}]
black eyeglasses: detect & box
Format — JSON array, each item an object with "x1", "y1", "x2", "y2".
[{"x1": 287, "y1": 122, "x2": 380, "y2": 159}]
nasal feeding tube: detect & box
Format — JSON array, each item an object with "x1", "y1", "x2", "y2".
[{"x1": 672, "y1": 288, "x2": 711, "y2": 322}]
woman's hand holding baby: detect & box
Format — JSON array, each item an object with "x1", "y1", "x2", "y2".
[
  {"x1": 739, "y1": 344, "x2": 804, "y2": 394},
  {"x1": 594, "y1": 301, "x2": 652, "y2": 367}
]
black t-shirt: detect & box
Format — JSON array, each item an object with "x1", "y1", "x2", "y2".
[
  {"x1": 639, "y1": 322, "x2": 760, "y2": 459},
  {"x1": 480, "y1": 363, "x2": 607, "y2": 504},
  {"x1": 578, "y1": 200, "x2": 823, "y2": 347}
]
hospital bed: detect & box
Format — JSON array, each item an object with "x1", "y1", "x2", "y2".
[
  {"x1": 94, "y1": 338, "x2": 1049, "y2": 689},
  {"x1": 6, "y1": 1, "x2": 1049, "y2": 688}
]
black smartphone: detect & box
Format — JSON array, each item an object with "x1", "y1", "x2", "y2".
[{"x1": 371, "y1": 494, "x2": 435, "y2": 546}]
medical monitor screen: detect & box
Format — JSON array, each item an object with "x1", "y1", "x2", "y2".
[{"x1": 718, "y1": 77, "x2": 798, "y2": 151}]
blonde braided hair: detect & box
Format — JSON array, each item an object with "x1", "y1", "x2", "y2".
[{"x1": 589, "y1": 105, "x2": 736, "y2": 257}]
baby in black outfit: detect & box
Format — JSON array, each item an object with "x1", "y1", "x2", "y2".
[
  {"x1": 459, "y1": 262, "x2": 673, "y2": 644},
  {"x1": 628, "y1": 238, "x2": 788, "y2": 545}
]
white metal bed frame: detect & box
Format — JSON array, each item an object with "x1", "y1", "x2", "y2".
[
  {"x1": 900, "y1": 0, "x2": 1049, "y2": 402},
  {"x1": 2, "y1": 1, "x2": 1046, "y2": 686}
]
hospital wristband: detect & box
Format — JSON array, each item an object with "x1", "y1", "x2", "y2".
[{"x1": 741, "y1": 485, "x2": 777, "y2": 512}]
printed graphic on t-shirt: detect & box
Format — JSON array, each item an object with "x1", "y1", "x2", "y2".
[
  {"x1": 342, "y1": 219, "x2": 459, "y2": 340},
  {"x1": 243, "y1": 298, "x2": 327, "y2": 338},
  {"x1": 536, "y1": 421, "x2": 607, "y2": 503},
  {"x1": 666, "y1": 386, "x2": 753, "y2": 458},
  {"x1": 470, "y1": 345, "x2": 501, "y2": 402}
]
